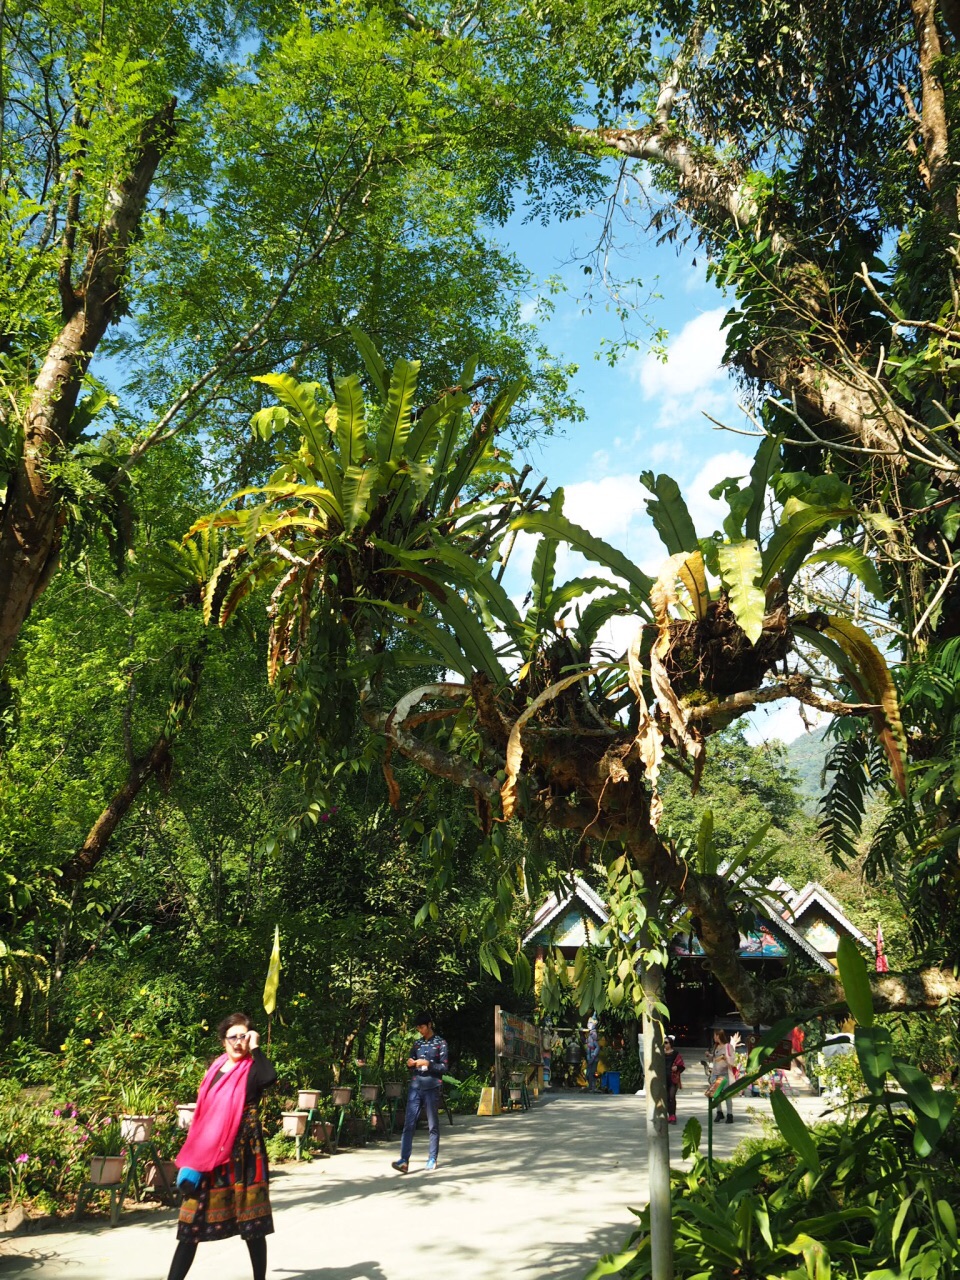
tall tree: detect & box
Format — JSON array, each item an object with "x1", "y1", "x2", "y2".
[{"x1": 0, "y1": 0, "x2": 588, "y2": 667}]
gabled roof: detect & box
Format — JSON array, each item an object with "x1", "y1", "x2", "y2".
[
  {"x1": 719, "y1": 866, "x2": 834, "y2": 973},
  {"x1": 785, "y1": 880, "x2": 875, "y2": 951},
  {"x1": 522, "y1": 876, "x2": 608, "y2": 946},
  {"x1": 522, "y1": 874, "x2": 834, "y2": 971},
  {"x1": 753, "y1": 896, "x2": 834, "y2": 971}
]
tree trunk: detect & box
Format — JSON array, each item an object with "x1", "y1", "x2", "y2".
[
  {"x1": 59, "y1": 736, "x2": 172, "y2": 887},
  {"x1": 0, "y1": 101, "x2": 176, "y2": 669}
]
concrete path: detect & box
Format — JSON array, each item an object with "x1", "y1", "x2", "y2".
[{"x1": 0, "y1": 1088, "x2": 824, "y2": 1280}]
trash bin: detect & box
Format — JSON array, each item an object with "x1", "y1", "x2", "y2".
[{"x1": 605, "y1": 1071, "x2": 620, "y2": 1094}]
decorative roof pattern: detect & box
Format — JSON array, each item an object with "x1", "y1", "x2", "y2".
[
  {"x1": 522, "y1": 877, "x2": 608, "y2": 945},
  {"x1": 785, "y1": 881, "x2": 875, "y2": 951}
]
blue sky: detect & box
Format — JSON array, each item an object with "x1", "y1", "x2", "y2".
[{"x1": 493, "y1": 202, "x2": 815, "y2": 745}]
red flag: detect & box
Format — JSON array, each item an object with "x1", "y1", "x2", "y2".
[{"x1": 876, "y1": 923, "x2": 889, "y2": 973}]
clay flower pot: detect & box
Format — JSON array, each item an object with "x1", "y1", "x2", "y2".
[
  {"x1": 331, "y1": 1086, "x2": 353, "y2": 1107},
  {"x1": 145, "y1": 1160, "x2": 178, "y2": 1191},
  {"x1": 297, "y1": 1089, "x2": 321, "y2": 1111},
  {"x1": 176, "y1": 1104, "x2": 196, "y2": 1130},
  {"x1": 120, "y1": 1115, "x2": 155, "y2": 1143},
  {"x1": 360, "y1": 1084, "x2": 380, "y2": 1102},
  {"x1": 89, "y1": 1155, "x2": 125, "y2": 1185},
  {"x1": 281, "y1": 1111, "x2": 308, "y2": 1138},
  {"x1": 384, "y1": 1082, "x2": 403, "y2": 1099}
]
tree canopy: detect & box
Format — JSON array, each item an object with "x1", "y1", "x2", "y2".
[{"x1": 4, "y1": 0, "x2": 960, "y2": 1046}]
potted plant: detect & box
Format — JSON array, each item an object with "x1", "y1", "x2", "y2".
[
  {"x1": 175, "y1": 1102, "x2": 196, "y2": 1129},
  {"x1": 119, "y1": 1083, "x2": 159, "y2": 1143},
  {"x1": 331, "y1": 1085, "x2": 352, "y2": 1108},
  {"x1": 297, "y1": 1088, "x2": 321, "y2": 1111},
  {"x1": 280, "y1": 1109, "x2": 308, "y2": 1137},
  {"x1": 144, "y1": 1114, "x2": 180, "y2": 1197},
  {"x1": 359, "y1": 1082, "x2": 380, "y2": 1103},
  {"x1": 311, "y1": 1118, "x2": 334, "y2": 1144},
  {"x1": 86, "y1": 1118, "x2": 125, "y2": 1185},
  {"x1": 383, "y1": 1078, "x2": 404, "y2": 1100}
]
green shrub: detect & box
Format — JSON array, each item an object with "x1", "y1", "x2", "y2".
[
  {"x1": 586, "y1": 938, "x2": 960, "y2": 1279},
  {"x1": 588, "y1": 1112, "x2": 960, "y2": 1279},
  {"x1": 816, "y1": 1046, "x2": 866, "y2": 1109},
  {"x1": 264, "y1": 1132, "x2": 309, "y2": 1163}
]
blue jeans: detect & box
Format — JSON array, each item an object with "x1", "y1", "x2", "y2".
[
  {"x1": 586, "y1": 1057, "x2": 599, "y2": 1090},
  {"x1": 400, "y1": 1080, "x2": 440, "y2": 1163}
]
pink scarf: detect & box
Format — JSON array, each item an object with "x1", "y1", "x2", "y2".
[{"x1": 176, "y1": 1053, "x2": 253, "y2": 1173}]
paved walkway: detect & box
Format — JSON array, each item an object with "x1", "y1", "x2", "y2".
[{"x1": 0, "y1": 1088, "x2": 825, "y2": 1280}]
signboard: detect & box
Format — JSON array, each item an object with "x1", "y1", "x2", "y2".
[
  {"x1": 494, "y1": 1005, "x2": 542, "y2": 1103},
  {"x1": 499, "y1": 1010, "x2": 541, "y2": 1064}
]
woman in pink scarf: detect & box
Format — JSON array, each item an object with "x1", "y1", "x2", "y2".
[{"x1": 166, "y1": 1012, "x2": 276, "y2": 1280}]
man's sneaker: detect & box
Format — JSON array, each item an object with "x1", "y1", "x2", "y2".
[
  {"x1": 725, "y1": 1115, "x2": 734, "y2": 1124},
  {"x1": 424, "y1": 1158, "x2": 437, "y2": 1171},
  {"x1": 391, "y1": 1159, "x2": 408, "y2": 1173}
]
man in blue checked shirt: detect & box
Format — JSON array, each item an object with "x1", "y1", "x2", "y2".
[{"x1": 391, "y1": 1011, "x2": 448, "y2": 1173}]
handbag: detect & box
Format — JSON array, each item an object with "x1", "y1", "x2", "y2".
[{"x1": 704, "y1": 1076, "x2": 726, "y2": 1099}]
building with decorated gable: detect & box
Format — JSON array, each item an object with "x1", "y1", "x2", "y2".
[{"x1": 524, "y1": 874, "x2": 875, "y2": 1046}]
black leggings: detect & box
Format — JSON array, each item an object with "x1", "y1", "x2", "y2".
[{"x1": 167, "y1": 1238, "x2": 267, "y2": 1280}]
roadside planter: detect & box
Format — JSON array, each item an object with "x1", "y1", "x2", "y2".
[
  {"x1": 281, "y1": 1111, "x2": 308, "y2": 1138},
  {"x1": 89, "y1": 1155, "x2": 125, "y2": 1186},
  {"x1": 176, "y1": 1104, "x2": 196, "y2": 1130},
  {"x1": 145, "y1": 1160, "x2": 178, "y2": 1191},
  {"x1": 120, "y1": 1115, "x2": 155, "y2": 1143}
]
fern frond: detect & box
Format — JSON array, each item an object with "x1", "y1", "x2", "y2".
[{"x1": 818, "y1": 736, "x2": 874, "y2": 866}]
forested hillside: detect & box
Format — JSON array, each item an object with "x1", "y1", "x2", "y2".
[{"x1": 785, "y1": 727, "x2": 831, "y2": 813}]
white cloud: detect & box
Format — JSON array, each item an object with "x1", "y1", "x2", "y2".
[
  {"x1": 519, "y1": 297, "x2": 540, "y2": 325},
  {"x1": 646, "y1": 439, "x2": 686, "y2": 467},
  {"x1": 638, "y1": 308, "x2": 728, "y2": 399},
  {"x1": 744, "y1": 703, "x2": 827, "y2": 746},
  {"x1": 684, "y1": 450, "x2": 754, "y2": 534},
  {"x1": 563, "y1": 474, "x2": 644, "y2": 543}
]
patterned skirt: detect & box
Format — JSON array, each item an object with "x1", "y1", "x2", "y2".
[{"x1": 177, "y1": 1104, "x2": 274, "y2": 1243}]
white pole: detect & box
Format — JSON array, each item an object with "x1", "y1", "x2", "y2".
[{"x1": 641, "y1": 953, "x2": 673, "y2": 1280}]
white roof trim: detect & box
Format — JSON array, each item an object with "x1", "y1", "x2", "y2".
[
  {"x1": 786, "y1": 881, "x2": 874, "y2": 950},
  {"x1": 522, "y1": 876, "x2": 609, "y2": 945}
]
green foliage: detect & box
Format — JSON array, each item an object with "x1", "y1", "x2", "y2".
[{"x1": 588, "y1": 939, "x2": 960, "y2": 1279}]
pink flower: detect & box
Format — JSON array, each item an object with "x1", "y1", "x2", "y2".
[
  {"x1": 53, "y1": 1108, "x2": 61, "y2": 1117},
  {"x1": 15, "y1": 1153, "x2": 28, "y2": 1164}
]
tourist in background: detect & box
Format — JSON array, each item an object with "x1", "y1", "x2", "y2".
[
  {"x1": 585, "y1": 1017, "x2": 601, "y2": 1092},
  {"x1": 708, "y1": 1028, "x2": 740, "y2": 1124},
  {"x1": 392, "y1": 1011, "x2": 448, "y2": 1173},
  {"x1": 664, "y1": 1036, "x2": 685, "y2": 1123}
]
